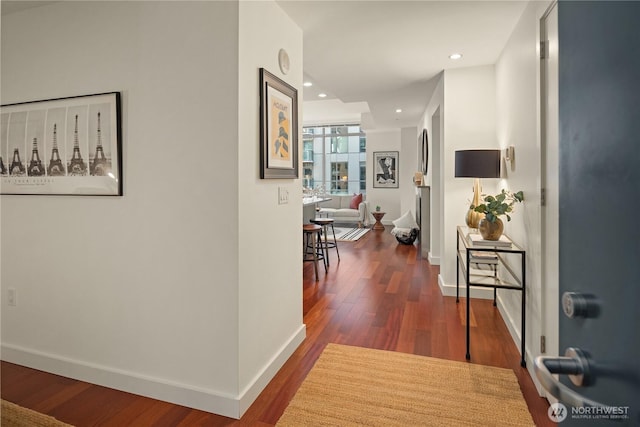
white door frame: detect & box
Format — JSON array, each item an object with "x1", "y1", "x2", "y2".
[{"x1": 539, "y1": 1, "x2": 560, "y2": 398}]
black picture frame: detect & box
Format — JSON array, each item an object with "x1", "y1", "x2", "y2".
[
  {"x1": 259, "y1": 68, "x2": 298, "y2": 179},
  {"x1": 373, "y1": 151, "x2": 399, "y2": 188},
  {"x1": 1, "y1": 91, "x2": 123, "y2": 195}
]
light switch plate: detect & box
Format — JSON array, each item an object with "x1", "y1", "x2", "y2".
[{"x1": 278, "y1": 187, "x2": 289, "y2": 204}]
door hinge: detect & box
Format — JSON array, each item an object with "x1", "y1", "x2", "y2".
[
  {"x1": 540, "y1": 41, "x2": 547, "y2": 59},
  {"x1": 540, "y1": 335, "x2": 546, "y2": 354},
  {"x1": 541, "y1": 188, "x2": 546, "y2": 206}
]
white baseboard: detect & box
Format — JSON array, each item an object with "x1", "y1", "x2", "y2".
[
  {"x1": 436, "y1": 277, "x2": 546, "y2": 398},
  {"x1": 427, "y1": 252, "x2": 440, "y2": 265},
  {"x1": 1, "y1": 324, "x2": 307, "y2": 419},
  {"x1": 496, "y1": 297, "x2": 545, "y2": 396},
  {"x1": 237, "y1": 324, "x2": 306, "y2": 416},
  {"x1": 437, "y1": 274, "x2": 495, "y2": 300}
]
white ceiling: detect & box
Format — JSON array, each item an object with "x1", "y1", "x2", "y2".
[
  {"x1": 2, "y1": 1, "x2": 528, "y2": 131},
  {"x1": 277, "y1": 0, "x2": 528, "y2": 130}
]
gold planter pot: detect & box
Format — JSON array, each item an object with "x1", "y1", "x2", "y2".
[{"x1": 478, "y1": 217, "x2": 504, "y2": 240}]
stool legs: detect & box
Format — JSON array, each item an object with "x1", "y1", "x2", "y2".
[
  {"x1": 322, "y1": 227, "x2": 330, "y2": 267},
  {"x1": 310, "y1": 219, "x2": 340, "y2": 266},
  {"x1": 329, "y1": 223, "x2": 340, "y2": 261},
  {"x1": 303, "y1": 225, "x2": 327, "y2": 281},
  {"x1": 310, "y1": 232, "x2": 319, "y2": 280},
  {"x1": 317, "y1": 229, "x2": 328, "y2": 272},
  {"x1": 319, "y1": 223, "x2": 340, "y2": 265},
  {"x1": 304, "y1": 230, "x2": 319, "y2": 281}
]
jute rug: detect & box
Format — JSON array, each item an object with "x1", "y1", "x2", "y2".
[
  {"x1": 277, "y1": 344, "x2": 534, "y2": 426},
  {"x1": 1, "y1": 399, "x2": 73, "y2": 427}
]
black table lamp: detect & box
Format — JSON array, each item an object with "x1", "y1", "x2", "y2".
[{"x1": 455, "y1": 149, "x2": 501, "y2": 228}]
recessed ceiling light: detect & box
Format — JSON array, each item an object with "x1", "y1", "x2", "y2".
[
  {"x1": 395, "y1": 109, "x2": 402, "y2": 113},
  {"x1": 449, "y1": 53, "x2": 463, "y2": 60},
  {"x1": 303, "y1": 82, "x2": 313, "y2": 87},
  {"x1": 318, "y1": 93, "x2": 327, "y2": 98}
]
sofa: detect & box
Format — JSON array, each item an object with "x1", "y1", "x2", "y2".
[{"x1": 318, "y1": 194, "x2": 371, "y2": 227}]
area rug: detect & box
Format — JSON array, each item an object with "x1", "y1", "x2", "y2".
[
  {"x1": 276, "y1": 344, "x2": 534, "y2": 426},
  {"x1": 331, "y1": 227, "x2": 370, "y2": 241},
  {"x1": 1, "y1": 399, "x2": 73, "y2": 427}
]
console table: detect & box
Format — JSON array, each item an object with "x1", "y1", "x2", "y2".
[{"x1": 455, "y1": 226, "x2": 526, "y2": 367}]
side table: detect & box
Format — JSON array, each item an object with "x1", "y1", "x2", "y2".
[{"x1": 372, "y1": 212, "x2": 386, "y2": 230}]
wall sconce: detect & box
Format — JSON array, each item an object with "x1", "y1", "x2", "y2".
[{"x1": 505, "y1": 145, "x2": 515, "y2": 170}]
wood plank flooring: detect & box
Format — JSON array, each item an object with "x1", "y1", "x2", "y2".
[{"x1": 1, "y1": 226, "x2": 553, "y2": 426}]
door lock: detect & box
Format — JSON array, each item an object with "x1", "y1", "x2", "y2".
[{"x1": 562, "y1": 292, "x2": 600, "y2": 319}]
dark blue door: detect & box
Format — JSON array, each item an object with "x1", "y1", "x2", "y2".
[{"x1": 544, "y1": 1, "x2": 640, "y2": 425}]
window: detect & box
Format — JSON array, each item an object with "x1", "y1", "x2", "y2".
[
  {"x1": 302, "y1": 140, "x2": 314, "y2": 188},
  {"x1": 330, "y1": 161, "x2": 348, "y2": 192},
  {"x1": 302, "y1": 124, "x2": 366, "y2": 195}
]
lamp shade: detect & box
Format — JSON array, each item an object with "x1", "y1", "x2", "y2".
[{"x1": 454, "y1": 149, "x2": 501, "y2": 178}]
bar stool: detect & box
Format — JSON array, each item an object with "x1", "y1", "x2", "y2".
[
  {"x1": 310, "y1": 217, "x2": 340, "y2": 266},
  {"x1": 303, "y1": 224, "x2": 326, "y2": 281}
]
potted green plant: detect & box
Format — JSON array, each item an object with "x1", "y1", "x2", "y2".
[
  {"x1": 471, "y1": 189, "x2": 524, "y2": 240},
  {"x1": 375, "y1": 205, "x2": 381, "y2": 212}
]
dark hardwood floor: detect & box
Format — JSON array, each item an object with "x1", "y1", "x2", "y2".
[{"x1": 1, "y1": 226, "x2": 553, "y2": 426}]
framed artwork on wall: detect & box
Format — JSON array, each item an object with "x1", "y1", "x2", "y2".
[
  {"x1": 259, "y1": 68, "x2": 298, "y2": 179},
  {"x1": 373, "y1": 151, "x2": 399, "y2": 188},
  {"x1": 0, "y1": 92, "x2": 123, "y2": 195}
]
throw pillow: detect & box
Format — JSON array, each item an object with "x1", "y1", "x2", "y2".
[
  {"x1": 349, "y1": 193, "x2": 363, "y2": 209},
  {"x1": 392, "y1": 211, "x2": 419, "y2": 230}
]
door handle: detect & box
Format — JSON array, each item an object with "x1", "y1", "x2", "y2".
[{"x1": 534, "y1": 347, "x2": 606, "y2": 408}]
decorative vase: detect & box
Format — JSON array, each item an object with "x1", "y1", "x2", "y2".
[
  {"x1": 466, "y1": 209, "x2": 483, "y2": 229},
  {"x1": 465, "y1": 178, "x2": 483, "y2": 229},
  {"x1": 478, "y1": 217, "x2": 504, "y2": 240}
]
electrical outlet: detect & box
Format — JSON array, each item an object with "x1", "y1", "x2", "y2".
[
  {"x1": 278, "y1": 187, "x2": 289, "y2": 204},
  {"x1": 8, "y1": 288, "x2": 16, "y2": 306}
]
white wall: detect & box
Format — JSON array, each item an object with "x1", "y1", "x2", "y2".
[
  {"x1": 399, "y1": 126, "x2": 418, "y2": 217},
  {"x1": 1, "y1": 0, "x2": 304, "y2": 418},
  {"x1": 419, "y1": 74, "x2": 444, "y2": 263},
  {"x1": 440, "y1": 66, "x2": 498, "y2": 294},
  {"x1": 237, "y1": 0, "x2": 305, "y2": 414},
  {"x1": 365, "y1": 129, "x2": 401, "y2": 222},
  {"x1": 495, "y1": 0, "x2": 552, "y2": 391}
]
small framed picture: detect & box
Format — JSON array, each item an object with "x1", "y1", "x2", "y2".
[
  {"x1": 373, "y1": 151, "x2": 399, "y2": 188},
  {"x1": 259, "y1": 68, "x2": 298, "y2": 179},
  {"x1": 1, "y1": 92, "x2": 122, "y2": 195}
]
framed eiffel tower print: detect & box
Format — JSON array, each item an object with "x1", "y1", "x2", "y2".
[
  {"x1": 0, "y1": 92, "x2": 122, "y2": 195},
  {"x1": 259, "y1": 68, "x2": 298, "y2": 179}
]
